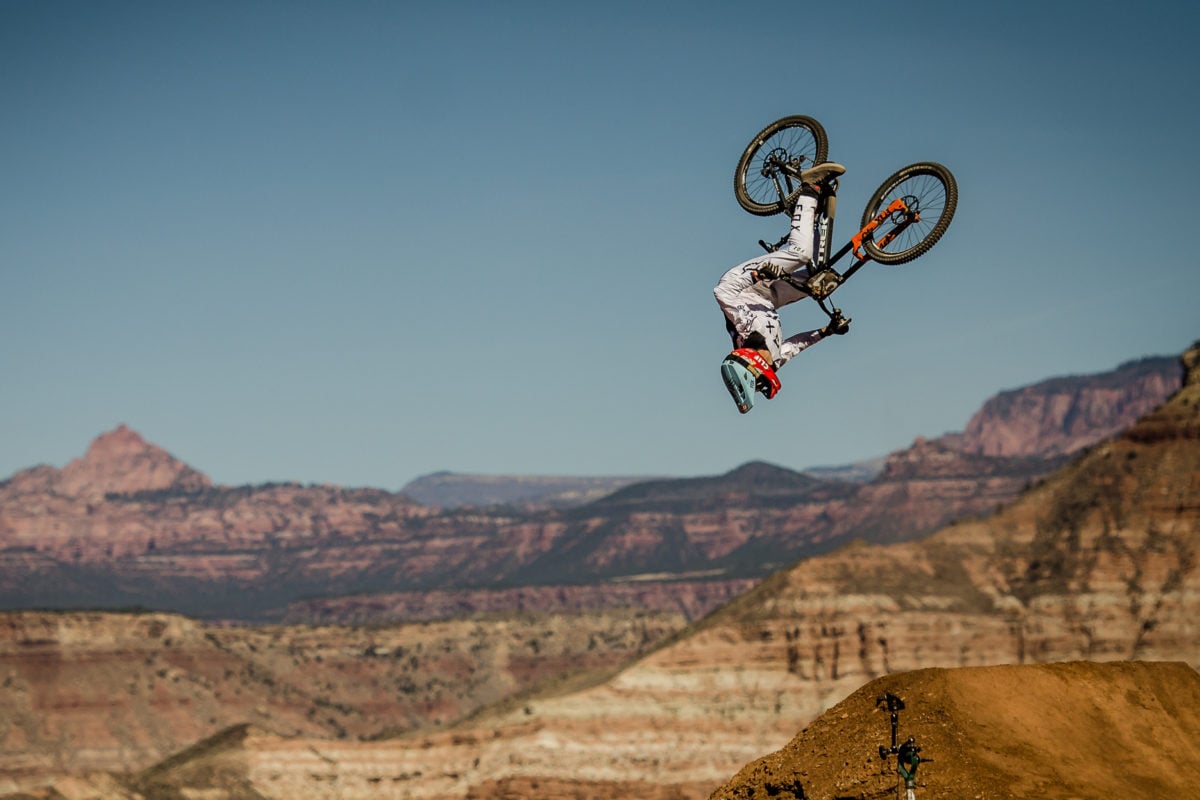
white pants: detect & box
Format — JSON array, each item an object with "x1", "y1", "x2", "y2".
[{"x1": 713, "y1": 195, "x2": 825, "y2": 368}]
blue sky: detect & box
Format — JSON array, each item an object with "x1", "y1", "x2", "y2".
[{"x1": 2, "y1": 0, "x2": 1197, "y2": 489}]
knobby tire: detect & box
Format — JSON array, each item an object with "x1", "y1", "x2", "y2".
[
  {"x1": 734, "y1": 115, "x2": 830, "y2": 217},
  {"x1": 860, "y1": 162, "x2": 957, "y2": 265}
]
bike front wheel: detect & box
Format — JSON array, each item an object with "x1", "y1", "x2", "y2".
[
  {"x1": 860, "y1": 162, "x2": 957, "y2": 265},
  {"x1": 734, "y1": 115, "x2": 830, "y2": 216}
]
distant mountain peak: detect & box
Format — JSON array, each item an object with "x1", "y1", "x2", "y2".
[
  {"x1": 57, "y1": 424, "x2": 211, "y2": 499},
  {"x1": 83, "y1": 424, "x2": 151, "y2": 458},
  {"x1": 723, "y1": 461, "x2": 803, "y2": 482}
]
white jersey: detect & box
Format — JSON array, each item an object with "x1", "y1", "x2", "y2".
[{"x1": 713, "y1": 194, "x2": 826, "y2": 367}]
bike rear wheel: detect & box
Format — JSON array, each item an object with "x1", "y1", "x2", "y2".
[
  {"x1": 734, "y1": 115, "x2": 829, "y2": 216},
  {"x1": 860, "y1": 162, "x2": 957, "y2": 265}
]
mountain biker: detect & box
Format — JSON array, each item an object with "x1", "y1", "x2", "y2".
[{"x1": 715, "y1": 161, "x2": 851, "y2": 414}]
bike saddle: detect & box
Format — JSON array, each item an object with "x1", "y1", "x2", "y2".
[{"x1": 799, "y1": 161, "x2": 846, "y2": 185}]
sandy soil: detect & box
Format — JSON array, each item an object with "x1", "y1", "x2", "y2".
[{"x1": 709, "y1": 660, "x2": 1200, "y2": 800}]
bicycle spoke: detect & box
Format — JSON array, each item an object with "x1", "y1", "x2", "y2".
[
  {"x1": 858, "y1": 161, "x2": 956, "y2": 265},
  {"x1": 742, "y1": 125, "x2": 822, "y2": 207},
  {"x1": 872, "y1": 173, "x2": 950, "y2": 256},
  {"x1": 735, "y1": 116, "x2": 829, "y2": 216}
]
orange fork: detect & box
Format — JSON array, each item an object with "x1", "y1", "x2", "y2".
[{"x1": 851, "y1": 198, "x2": 918, "y2": 261}]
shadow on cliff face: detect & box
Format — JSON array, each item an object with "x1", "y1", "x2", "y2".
[{"x1": 708, "y1": 660, "x2": 1200, "y2": 800}]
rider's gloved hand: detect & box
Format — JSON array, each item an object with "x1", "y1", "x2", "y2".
[
  {"x1": 752, "y1": 261, "x2": 786, "y2": 282},
  {"x1": 821, "y1": 311, "x2": 851, "y2": 337}
]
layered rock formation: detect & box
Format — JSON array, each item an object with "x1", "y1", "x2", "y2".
[
  {"x1": 0, "y1": 356, "x2": 1181, "y2": 622},
  {"x1": 0, "y1": 607, "x2": 684, "y2": 794},
  {"x1": 283, "y1": 580, "x2": 758, "y2": 625},
  {"x1": 952, "y1": 354, "x2": 1181, "y2": 456},
  {"x1": 6, "y1": 344, "x2": 1196, "y2": 800}
]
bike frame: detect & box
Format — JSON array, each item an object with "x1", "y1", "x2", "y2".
[{"x1": 758, "y1": 174, "x2": 919, "y2": 322}]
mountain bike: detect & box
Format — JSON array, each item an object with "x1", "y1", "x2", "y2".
[{"x1": 733, "y1": 114, "x2": 958, "y2": 322}]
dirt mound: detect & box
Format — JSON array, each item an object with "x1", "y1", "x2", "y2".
[{"x1": 710, "y1": 660, "x2": 1200, "y2": 800}]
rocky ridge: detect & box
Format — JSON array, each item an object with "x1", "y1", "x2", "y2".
[
  {"x1": 952, "y1": 354, "x2": 1182, "y2": 456},
  {"x1": 0, "y1": 356, "x2": 1180, "y2": 622},
  {"x1": 6, "y1": 343, "x2": 1197, "y2": 799},
  {"x1": 398, "y1": 471, "x2": 658, "y2": 510}
]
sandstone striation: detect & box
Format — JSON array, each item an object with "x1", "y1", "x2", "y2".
[
  {"x1": 284, "y1": 580, "x2": 758, "y2": 625},
  {"x1": 0, "y1": 607, "x2": 684, "y2": 794}
]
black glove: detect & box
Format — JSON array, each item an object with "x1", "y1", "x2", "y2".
[
  {"x1": 753, "y1": 261, "x2": 785, "y2": 282},
  {"x1": 822, "y1": 311, "x2": 851, "y2": 336}
]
